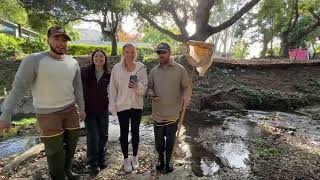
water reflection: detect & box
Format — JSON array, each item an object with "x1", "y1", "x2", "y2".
[{"x1": 0, "y1": 136, "x2": 40, "y2": 158}]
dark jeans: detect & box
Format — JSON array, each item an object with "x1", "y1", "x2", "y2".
[
  {"x1": 117, "y1": 109, "x2": 142, "y2": 159},
  {"x1": 85, "y1": 112, "x2": 109, "y2": 168},
  {"x1": 154, "y1": 121, "x2": 178, "y2": 162}
]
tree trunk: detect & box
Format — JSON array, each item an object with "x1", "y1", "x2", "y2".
[
  {"x1": 260, "y1": 40, "x2": 268, "y2": 58},
  {"x1": 189, "y1": 30, "x2": 212, "y2": 42},
  {"x1": 280, "y1": 32, "x2": 290, "y2": 58},
  {"x1": 110, "y1": 33, "x2": 118, "y2": 56},
  {"x1": 228, "y1": 26, "x2": 236, "y2": 55},
  {"x1": 270, "y1": 37, "x2": 274, "y2": 56},
  {"x1": 101, "y1": 29, "x2": 118, "y2": 56},
  {"x1": 312, "y1": 43, "x2": 317, "y2": 59},
  {"x1": 223, "y1": 30, "x2": 228, "y2": 54},
  {"x1": 213, "y1": 34, "x2": 221, "y2": 52}
]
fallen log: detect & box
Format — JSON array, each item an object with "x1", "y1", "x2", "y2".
[{"x1": 1, "y1": 144, "x2": 44, "y2": 174}]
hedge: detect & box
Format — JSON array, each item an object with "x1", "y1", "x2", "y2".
[
  {"x1": 0, "y1": 34, "x2": 47, "y2": 60},
  {"x1": 0, "y1": 34, "x2": 23, "y2": 60},
  {"x1": 68, "y1": 44, "x2": 156, "y2": 60},
  {"x1": 0, "y1": 33, "x2": 160, "y2": 61}
]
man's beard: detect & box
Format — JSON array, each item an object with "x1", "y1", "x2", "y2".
[
  {"x1": 159, "y1": 57, "x2": 170, "y2": 64},
  {"x1": 50, "y1": 45, "x2": 66, "y2": 55}
]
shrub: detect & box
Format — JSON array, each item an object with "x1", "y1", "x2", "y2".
[
  {"x1": 316, "y1": 44, "x2": 320, "y2": 54},
  {"x1": 68, "y1": 44, "x2": 156, "y2": 61},
  {"x1": 0, "y1": 34, "x2": 23, "y2": 60},
  {"x1": 68, "y1": 44, "x2": 121, "y2": 56},
  {"x1": 0, "y1": 35, "x2": 158, "y2": 61},
  {"x1": 21, "y1": 36, "x2": 48, "y2": 54}
]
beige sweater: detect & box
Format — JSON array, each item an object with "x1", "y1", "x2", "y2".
[
  {"x1": 0, "y1": 52, "x2": 84, "y2": 123},
  {"x1": 108, "y1": 61, "x2": 148, "y2": 115},
  {"x1": 148, "y1": 60, "x2": 191, "y2": 124}
]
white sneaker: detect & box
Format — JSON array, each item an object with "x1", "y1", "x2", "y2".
[
  {"x1": 123, "y1": 158, "x2": 132, "y2": 173},
  {"x1": 132, "y1": 156, "x2": 139, "y2": 170}
]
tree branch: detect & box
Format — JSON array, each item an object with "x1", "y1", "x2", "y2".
[
  {"x1": 79, "y1": 17, "x2": 101, "y2": 24},
  {"x1": 112, "y1": 12, "x2": 120, "y2": 33},
  {"x1": 289, "y1": 22, "x2": 320, "y2": 46},
  {"x1": 195, "y1": 0, "x2": 215, "y2": 32},
  {"x1": 287, "y1": 0, "x2": 299, "y2": 32},
  {"x1": 166, "y1": 1, "x2": 188, "y2": 38},
  {"x1": 137, "y1": 9, "x2": 186, "y2": 42},
  {"x1": 208, "y1": 0, "x2": 261, "y2": 34}
]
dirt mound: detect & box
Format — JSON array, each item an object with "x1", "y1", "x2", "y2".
[{"x1": 176, "y1": 55, "x2": 320, "y2": 112}]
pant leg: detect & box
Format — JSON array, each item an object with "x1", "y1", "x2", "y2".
[
  {"x1": 64, "y1": 129, "x2": 80, "y2": 174},
  {"x1": 62, "y1": 105, "x2": 81, "y2": 174},
  {"x1": 97, "y1": 112, "x2": 109, "y2": 164},
  {"x1": 37, "y1": 111, "x2": 66, "y2": 179},
  {"x1": 117, "y1": 110, "x2": 130, "y2": 159},
  {"x1": 130, "y1": 109, "x2": 142, "y2": 156},
  {"x1": 84, "y1": 113, "x2": 99, "y2": 168},
  {"x1": 41, "y1": 134, "x2": 66, "y2": 180},
  {"x1": 154, "y1": 124, "x2": 166, "y2": 154},
  {"x1": 165, "y1": 121, "x2": 178, "y2": 164}
]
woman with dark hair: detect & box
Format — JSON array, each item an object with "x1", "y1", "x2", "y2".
[
  {"x1": 81, "y1": 49, "x2": 110, "y2": 176},
  {"x1": 109, "y1": 44, "x2": 148, "y2": 173}
]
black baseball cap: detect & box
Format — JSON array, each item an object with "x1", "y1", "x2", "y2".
[
  {"x1": 47, "y1": 26, "x2": 71, "y2": 41},
  {"x1": 155, "y1": 42, "x2": 171, "y2": 52}
]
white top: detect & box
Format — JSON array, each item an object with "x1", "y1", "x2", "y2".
[{"x1": 108, "y1": 61, "x2": 148, "y2": 115}]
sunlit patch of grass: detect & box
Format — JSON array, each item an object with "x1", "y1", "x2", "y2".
[
  {"x1": 141, "y1": 116, "x2": 153, "y2": 125},
  {"x1": 1, "y1": 127, "x2": 18, "y2": 138},
  {"x1": 253, "y1": 139, "x2": 282, "y2": 158},
  {"x1": 12, "y1": 118, "x2": 36, "y2": 128},
  {"x1": 1, "y1": 118, "x2": 36, "y2": 139}
]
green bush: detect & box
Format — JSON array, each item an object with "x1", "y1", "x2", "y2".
[
  {"x1": 316, "y1": 44, "x2": 320, "y2": 54},
  {"x1": 68, "y1": 44, "x2": 156, "y2": 61},
  {"x1": 136, "y1": 47, "x2": 156, "y2": 60},
  {"x1": 0, "y1": 34, "x2": 23, "y2": 60},
  {"x1": 21, "y1": 36, "x2": 48, "y2": 54},
  {"x1": 0, "y1": 34, "x2": 157, "y2": 60},
  {"x1": 68, "y1": 44, "x2": 121, "y2": 56}
]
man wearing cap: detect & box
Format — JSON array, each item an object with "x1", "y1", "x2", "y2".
[
  {"x1": 148, "y1": 42, "x2": 191, "y2": 173},
  {"x1": 0, "y1": 26, "x2": 85, "y2": 180}
]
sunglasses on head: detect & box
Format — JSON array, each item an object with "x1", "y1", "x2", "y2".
[{"x1": 156, "y1": 51, "x2": 168, "y2": 55}]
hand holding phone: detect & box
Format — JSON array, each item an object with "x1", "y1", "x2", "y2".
[{"x1": 129, "y1": 75, "x2": 138, "y2": 88}]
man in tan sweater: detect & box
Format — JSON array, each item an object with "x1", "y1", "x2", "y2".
[{"x1": 148, "y1": 42, "x2": 191, "y2": 173}]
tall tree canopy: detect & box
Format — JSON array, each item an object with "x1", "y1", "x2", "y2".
[
  {"x1": 0, "y1": 0, "x2": 28, "y2": 26},
  {"x1": 236, "y1": 0, "x2": 320, "y2": 57},
  {"x1": 74, "y1": 0, "x2": 132, "y2": 56},
  {"x1": 134, "y1": 0, "x2": 261, "y2": 42},
  {"x1": 19, "y1": 0, "x2": 131, "y2": 55}
]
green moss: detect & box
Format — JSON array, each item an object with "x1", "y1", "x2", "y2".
[
  {"x1": 141, "y1": 116, "x2": 153, "y2": 125},
  {"x1": 1, "y1": 118, "x2": 36, "y2": 139},
  {"x1": 12, "y1": 118, "x2": 36, "y2": 127},
  {"x1": 253, "y1": 139, "x2": 282, "y2": 158}
]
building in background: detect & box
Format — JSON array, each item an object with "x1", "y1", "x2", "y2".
[{"x1": 0, "y1": 20, "x2": 38, "y2": 38}]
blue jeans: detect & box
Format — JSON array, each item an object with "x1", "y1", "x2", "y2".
[{"x1": 85, "y1": 112, "x2": 109, "y2": 168}]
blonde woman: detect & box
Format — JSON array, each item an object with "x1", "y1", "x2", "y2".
[{"x1": 108, "y1": 44, "x2": 148, "y2": 172}]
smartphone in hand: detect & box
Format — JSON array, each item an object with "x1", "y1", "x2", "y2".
[{"x1": 129, "y1": 75, "x2": 138, "y2": 88}]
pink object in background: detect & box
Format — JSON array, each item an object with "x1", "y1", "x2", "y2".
[{"x1": 289, "y1": 48, "x2": 309, "y2": 61}]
